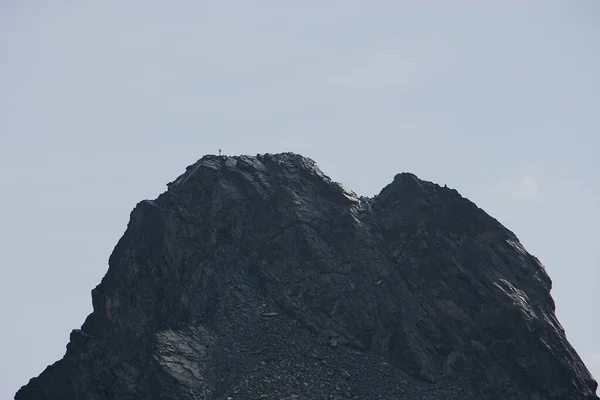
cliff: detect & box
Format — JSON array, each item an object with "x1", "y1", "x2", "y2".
[{"x1": 16, "y1": 153, "x2": 598, "y2": 399}]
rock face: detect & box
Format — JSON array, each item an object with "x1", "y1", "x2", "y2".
[{"x1": 16, "y1": 153, "x2": 598, "y2": 399}]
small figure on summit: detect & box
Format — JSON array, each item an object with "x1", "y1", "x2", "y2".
[{"x1": 219, "y1": 148, "x2": 222, "y2": 156}]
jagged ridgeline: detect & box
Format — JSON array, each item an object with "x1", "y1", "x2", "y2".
[{"x1": 16, "y1": 153, "x2": 598, "y2": 399}]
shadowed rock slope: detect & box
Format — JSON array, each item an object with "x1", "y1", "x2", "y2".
[{"x1": 16, "y1": 153, "x2": 598, "y2": 399}]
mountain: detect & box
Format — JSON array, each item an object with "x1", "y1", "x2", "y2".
[{"x1": 16, "y1": 153, "x2": 598, "y2": 399}]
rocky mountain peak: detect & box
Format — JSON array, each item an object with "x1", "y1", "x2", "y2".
[{"x1": 16, "y1": 153, "x2": 598, "y2": 400}]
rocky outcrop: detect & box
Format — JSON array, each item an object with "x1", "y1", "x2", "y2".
[{"x1": 16, "y1": 153, "x2": 598, "y2": 399}]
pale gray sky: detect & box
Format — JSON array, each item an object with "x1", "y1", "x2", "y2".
[{"x1": 1, "y1": 1, "x2": 598, "y2": 398}]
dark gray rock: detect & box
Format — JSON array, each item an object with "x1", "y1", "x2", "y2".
[{"x1": 16, "y1": 153, "x2": 598, "y2": 399}]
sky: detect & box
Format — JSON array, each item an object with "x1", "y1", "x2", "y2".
[{"x1": 1, "y1": 1, "x2": 598, "y2": 398}]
